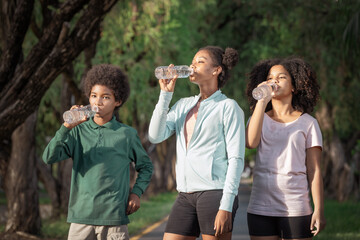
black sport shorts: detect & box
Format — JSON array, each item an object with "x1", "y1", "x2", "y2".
[
  {"x1": 247, "y1": 212, "x2": 313, "y2": 239},
  {"x1": 165, "y1": 190, "x2": 239, "y2": 237}
]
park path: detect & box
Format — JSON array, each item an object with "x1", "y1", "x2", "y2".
[{"x1": 131, "y1": 181, "x2": 251, "y2": 240}]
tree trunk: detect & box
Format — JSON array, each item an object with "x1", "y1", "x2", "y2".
[
  {"x1": 147, "y1": 136, "x2": 177, "y2": 194},
  {"x1": 4, "y1": 111, "x2": 40, "y2": 234},
  {"x1": 36, "y1": 158, "x2": 61, "y2": 218},
  {"x1": 316, "y1": 103, "x2": 356, "y2": 201}
]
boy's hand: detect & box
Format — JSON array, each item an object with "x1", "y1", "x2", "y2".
[
  {"x1": 63, "y1": 105, "x2": 87, "y2": 129},
  {"x1": 126, "y1": 193, "x2": 140, "y2": 215}
]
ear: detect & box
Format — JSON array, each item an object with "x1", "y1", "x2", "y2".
[
  {"x1": 213, "y1": 66, "x2": 222, "y2": 75},
  {"x1": 115, "y1": 101, "x2": 122, "y2": 107}
]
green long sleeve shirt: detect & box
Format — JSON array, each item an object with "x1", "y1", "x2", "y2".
[{"x1": 42, "y1": 117, "x2": 153, "y2": 225}]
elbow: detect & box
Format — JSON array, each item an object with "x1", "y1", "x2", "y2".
[
  {"x1": 245, "y1": 140, "x2": 259, "y2": 149},
  {"x1": 148, "y1": 129, "x2": 164, "y2": 144},
  {"x1": 246, "y1": 144, "x2": 255, "y2": 149},
  {"x1": 245, "y1": 134, "x2": 259, "y2": 149},
  {"x1": 148, "y1": 135, "x2": 162, "y2": 144}
]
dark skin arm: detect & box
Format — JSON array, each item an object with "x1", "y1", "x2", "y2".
[
  {"x1": 126, "y1": 193, "x2": 140, "y2": 215},
  {"x1": 214, "y1": 209, "x2": 232, "y2": 236}
]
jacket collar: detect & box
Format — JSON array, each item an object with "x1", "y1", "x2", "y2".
[{"x1": 195, "y1": 89, "x2": 222, "y2": 103}]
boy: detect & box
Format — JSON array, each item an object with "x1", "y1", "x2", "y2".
[{"x1": 43, "y1": 64, "x2": 153, "y2": 240}]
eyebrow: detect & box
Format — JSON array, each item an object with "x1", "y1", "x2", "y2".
[
  {"x1": 268, "y1": 72, "x2": 288, "y2": 76},
  {"x1": 91, "y1": 92, "x2": 112, "y2": 95}
]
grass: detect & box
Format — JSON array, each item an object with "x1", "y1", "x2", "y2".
[
  {"x1": 128, "y1": 191, "x2": 177, "y2": 235},
  {"x1": 1, "y1": 191, "x2": 359, "y2": 239},
  {"x1": 314, "y1": 199, "x2": 360, "y2": 240},
  {"x1": 40, "y1": 191, "x2": 177, "y2": 239},
  {"x1": 41, "y1": 215, "x2": 69, "y2": 239}
]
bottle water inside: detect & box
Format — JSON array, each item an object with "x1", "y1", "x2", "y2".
[
  {"x1": 63, "y1": 105, "x2": 99, "y2": 124},
  {"x1": 155, "y1": 65, "x2": 194, "y2": 79},
  {"x1": 252, "y1": 83, "x2": 278, "y2": 100}
]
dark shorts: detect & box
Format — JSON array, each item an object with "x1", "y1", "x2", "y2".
[
  {"x1": 165, "y1": 190, "x2": 239, "y2": 237},
  {"x1": 247, "y1": 213, "x2": 313, "y2": 239}
]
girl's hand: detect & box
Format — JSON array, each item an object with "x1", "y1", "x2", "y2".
[
  {"x1": 256, "y1": 82, "x2": 273, "y2": 104},
  {"x1": 310, "y1": 209, "x2": 326, "y2": 236},
  {"x1": 63, "y1": 105, "x2": 87, "y2": 129},
  {"x1": 214, "y1": 210, "x2": 232, "y2": 236},
  {"x1": 159, "y1": 64, "x2": 178, "y2": 92}
]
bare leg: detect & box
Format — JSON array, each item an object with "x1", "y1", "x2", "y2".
[
  {"x1": 163, "y1": 232, "x2": 197, "y2": 240},
  {"x1": 202, "y1": 232, "x2": 232, "y2": 240},
  {"x1": 250, "y1": 236, "x2": 279, "y2": 240}
]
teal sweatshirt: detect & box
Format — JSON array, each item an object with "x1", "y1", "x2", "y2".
[{"x1": 148, "y1": 90, "x2": 245, "y2": 212}]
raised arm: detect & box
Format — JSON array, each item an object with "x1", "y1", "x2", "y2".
[
  {"x1": 246, "y1": 83, "x2": 272, "y2": 148},
  {"x1": 148, "y1": 74, "x2": 178, "y2": 143},
  {"x1": 148, "y1": 90, "x2": 177, "y2": 143},
  {"x1": 42, "y1": 125, "x2": 74, "y2": 164}
]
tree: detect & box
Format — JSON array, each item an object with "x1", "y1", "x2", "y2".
[
  {"x1": 0, "y1": 0, "x2": 118, "y2": 235},
  {"x1": 94, "y1": 0, "x2": 360, "y2": 201}
]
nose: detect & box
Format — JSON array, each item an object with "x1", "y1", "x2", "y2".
[
  {"x1": 269, "y1": 77, "x2": 279, "y2": 84},
  {"x1": 93, "y1": 97, "x2": 102, "y2": 106}
]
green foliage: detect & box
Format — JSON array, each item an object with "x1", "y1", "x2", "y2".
[
  {"x1": 94, "y1": 0, "x2": 202, "y2": 126},
  {"x1": 35, "y1": 0, "x2": 360, "y2": 191},
  {"x1": 41, "y1": 215, "x2": 70, "y2": 239},
  {"x1": 314, "y1": 199, "x2": 360, "y2": 240},
  {"x1": 0, "y1": 191, "x2": 5, "y2": 205},
  {"x1": 128, "y1": 191, "x2": 177, "y2": 235},
  {"x1": 30, "y1": 191, "x2": 177, "y2": 239},
  {"x1": 36, "y1": 77, "x2": 63, "y2": 155},
  {"x1": 245, "y1": 148, "x2": 256, "y2": 164}
]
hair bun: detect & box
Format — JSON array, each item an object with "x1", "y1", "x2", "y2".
[{"x1": 222, "y1": 48, "x2": 239, "y2": 69}]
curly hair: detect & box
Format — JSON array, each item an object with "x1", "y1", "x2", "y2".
[
  {"x1": 83, "y1": 64, "x2": 130, "y2": 108},
  {"x1": 199, "y1": 46, "x2": 239, "y2": 88},
  {"x1": 246, "y1": 57, "x2": 320, "y2": 114}
]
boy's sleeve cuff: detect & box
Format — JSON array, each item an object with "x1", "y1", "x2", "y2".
[
  {"x1": 57, "y1": 125, "x2": 71, "y2": 137},
  {"x1": 131, "y1": 186, "x2": 144, "y2": 198},
  {"x1": 219, "y1": 192, "x2": 235, "y2": 212}
]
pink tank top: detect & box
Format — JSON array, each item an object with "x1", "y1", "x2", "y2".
[{"x1": 184, "y1": 101, "x2": 201, "y2": 148}]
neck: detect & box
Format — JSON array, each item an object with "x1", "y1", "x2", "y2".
[
  {"x1": 198, "y1": 82, "x2": 218, "y2": 101},
  {"x1": 93, "y1": 115, "x2": 113, "y2": 126},
  {"x1": 271, "y1": 97, "x2": 295, "y2": 116}
]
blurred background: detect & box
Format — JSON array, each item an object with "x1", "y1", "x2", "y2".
[{"x1": 0, "y1": 0, "x2": 359, "y2": 239}]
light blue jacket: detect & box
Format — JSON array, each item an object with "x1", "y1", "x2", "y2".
[{"x1": 149, "y1": 90, "x2": 245, "y2": 211}]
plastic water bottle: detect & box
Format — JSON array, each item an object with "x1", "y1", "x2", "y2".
[
  {"x1": 63, "y1": 105, "x2": 99, "y2": 124},
  {"x1": 155, "y1": 65, "x2": 194, "y2": 79},
  {"x1": 252, "y1": 83, "x2": 278, "y2": 100}
]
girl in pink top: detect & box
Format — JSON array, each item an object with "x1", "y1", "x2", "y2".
[{"x1": 245, "y1": 57, "x2": 326, "y2": 240}]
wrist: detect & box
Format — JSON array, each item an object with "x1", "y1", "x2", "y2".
[{"x1": 255, "y1": 99, "x2": 269, "y2": 111}]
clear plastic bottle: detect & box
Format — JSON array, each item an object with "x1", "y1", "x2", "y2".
[
  {"x1": 252, "y1": 83, "x2": 278, "y2": 100},
  {"x1": 154, "y1": 65, "x2": 194, "y2": 79},
  {"x1": 63, "y1": 105, "x2": 99, "y2": 124}
]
